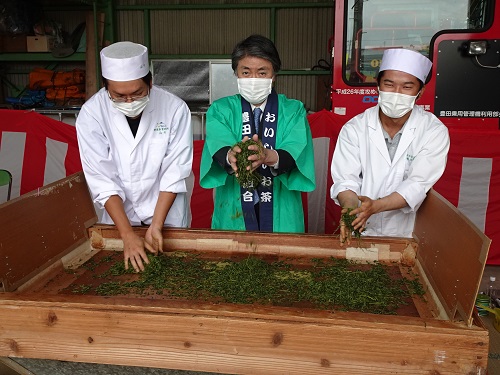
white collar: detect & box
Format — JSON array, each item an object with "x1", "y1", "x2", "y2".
[{"x1": 251, "y1": 98, "x2": 268, "y2": 112}]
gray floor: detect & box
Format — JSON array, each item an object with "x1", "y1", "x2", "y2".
[
  {"x1": 481, "y1": 265, "x2": 500, "y2": 294},
  {"x1": 1, "y1": 357, "x2": 225, "y2": 375}
]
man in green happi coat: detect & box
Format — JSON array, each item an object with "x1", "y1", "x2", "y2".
[{"x1": 200, "y1": 35, "x2": 315, "y2": 233}]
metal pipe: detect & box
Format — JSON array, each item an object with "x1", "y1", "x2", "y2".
[
  {"x1": 107, "y1": 0, "x2": 115, "y2": 43},
  {"x1": 94, "y1": 1, "x2": 100, "y2": 89},
  {"x1": 270, "y1": 7, "x2": 277, "y2": 42},
  {"x1": 144, "y1": 9, "x2": 151, "y2": 52},
  {"x1": 114, "y1": 3, "x2": 332, "y2": 11}
]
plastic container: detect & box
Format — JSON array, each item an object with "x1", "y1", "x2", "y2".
[
  {"x1": 488, "y1": 276, "x2": 498, "y2": 307},
  {"x1": 476, "y1": 293, "x2": 490, "y2": 317},
  {"x1": 487, "y1": 276, "x2": 497, "y2": 295}
]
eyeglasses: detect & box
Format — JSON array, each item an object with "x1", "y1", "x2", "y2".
[{"x1": 107, "y1": 90, "x2": 149, "y2": 103}]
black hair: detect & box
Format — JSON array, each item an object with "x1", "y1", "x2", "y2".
[
  {"x1": 102, "y1": 71, "x2": 152, "y2": 90},
  {"x1": 231, "y1": 34, "x2": 281, "y2": 74}
]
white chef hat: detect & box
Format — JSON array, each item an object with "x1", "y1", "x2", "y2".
[
  {"x1": 379, "y1": 48, "x2": 432, "y2": 83},
  {"x1": 100, "y1": 41, "x2": 149, "y2": 81}
]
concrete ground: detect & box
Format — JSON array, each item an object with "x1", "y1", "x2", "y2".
[
  {"x1": 480, "y1": 265, "x2": 500, "y2": 375},
  {"x1": 0, "y1": 358, "x2": 222, "y2": 375}
]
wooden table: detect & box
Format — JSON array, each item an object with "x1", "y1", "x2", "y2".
[{"x1": 0, "y1": 173, "x2": 491, "y2": 375}]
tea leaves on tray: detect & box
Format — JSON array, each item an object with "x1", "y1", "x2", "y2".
[{"x1": 71, "y1": 253, "x2": 425, "y2": 315}]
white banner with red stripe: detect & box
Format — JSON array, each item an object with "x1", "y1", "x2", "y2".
[{"x1": 1, "y1": 109, "x2": 499, "y2": 264}]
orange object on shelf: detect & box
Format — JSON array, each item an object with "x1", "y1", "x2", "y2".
[{"x1": 29, "y1": 68, "x2": 85, "y2": 90}]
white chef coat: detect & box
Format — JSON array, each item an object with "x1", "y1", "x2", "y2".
[
  {"x1": 330, "y1": 105, "x2": 450, "y2": 238},
  {"x1": 76, "y1": 86, "x2": 193, "y2": 226}
]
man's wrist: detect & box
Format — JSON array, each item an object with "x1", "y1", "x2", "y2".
[
  {"x1": 265, "y1": 149, "x2": 279, "y2": 169},
  {"x1": 121, "y1": 229, "x2": 137, "y2": 241}
]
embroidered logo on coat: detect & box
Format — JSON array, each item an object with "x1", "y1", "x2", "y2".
[
  {"x1": 406, "y1": 154, "x2": 415, "y2": 162},
  {"x1": 154, "y1": 122, "x2": 169, "y2": 134}
]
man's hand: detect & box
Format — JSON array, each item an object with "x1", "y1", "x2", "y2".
[
  {"x1": 337, "y1": 191, "x2": 408, "y2": 245},
  {"x1": 122, "y1": 231, "x2": 150, "y2": 272},
  {"x1": 338, "y1": 194, "x2": 377, "y2": 246},
  {"x1": 227, "y1": 136, "x2": 251, "y2": 175},
  {"x1": 348, "y1": 195, "x2": 377, "y2": 232},
  {"x1": 246, "y1": 134, "x2": 278, "y2": 171},
  {"x1": 227, "y1": 135, "x2": 278, "y2": 175},
  {"x1": 337, "y1": 190, "x2": 360, "y2": 246},
  {"x1": 350, "y1": 193, "x2": 408, "y2": 232},
  {"x1": 145, "y1": 225, "x2": 164, "y2": 254},
  {"x1": 339, "y1": 207, "x2": 354, "y2": 246}
]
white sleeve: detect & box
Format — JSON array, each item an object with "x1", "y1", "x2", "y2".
[
  {"x1": 159, "y1": 102, "x2": 193, "y2": 193},
  {"x1": 76, "y1": 105, "x2": 126, "y2": 208},
  {"x1": 397, "y1": 124, "x2": 450, "y2": 212},
  {"x1": 330, "y1": 123, "x2": 363, "y2": 205}
]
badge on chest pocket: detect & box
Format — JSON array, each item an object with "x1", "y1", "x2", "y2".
[{"x1": 403, "y1": 153, "x2": 415, "y2": 179}]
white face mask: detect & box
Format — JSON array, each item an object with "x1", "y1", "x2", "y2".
[
  {"x1": 378, "y1": 90, "x2": 419, "y2": 118},
  {"x1": 111, "y1": 95, "x2": 150, "y2": 118},
  {"x1": 237, "y1": 78, "x2": 273, "y2": 105}
]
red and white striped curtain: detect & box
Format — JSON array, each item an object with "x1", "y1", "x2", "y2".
[
  {"x1": 1, "y1": 109, "x2": 499, "y2": 264},
  {"x1": 0, "y1": 110, "x2": 81, "y2": 199},
  {"x1": 433, "y1": 127, "x2": 500, "y2": 264}
]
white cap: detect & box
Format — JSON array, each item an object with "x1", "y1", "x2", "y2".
[
  {"x1": 100, "y1": 41, "x2": 149, "y2": 82},
  {"x1": 379, "y1": 48, "x2": 432, "y2": 83}
]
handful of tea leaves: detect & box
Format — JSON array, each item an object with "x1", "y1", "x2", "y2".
[
  {"x1": 341, "y1": 208, "x2": 364, "y2": 240},
  {"x1": 234, "y1": 139, "x2": 264, "y2": 190}
]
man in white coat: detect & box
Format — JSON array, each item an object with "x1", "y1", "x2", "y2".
[
  {"x1": 330, "y1": 48, "x2": 450, "y2": 244},
  {"x1": 76, "y1": 41, "x2": 193, "y2": 271}
]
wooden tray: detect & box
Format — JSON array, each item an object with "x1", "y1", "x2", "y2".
[{"x1": 0, "y1": 172, "x2": 491, "y2": 374}]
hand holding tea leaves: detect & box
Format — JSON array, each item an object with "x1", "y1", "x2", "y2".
[
  {"x1": 339, "y1": 195, "x2": 379, "y2": 245},
  {"x1": 340, "y1": 207, "x2": 364, "y2": 245},
  {"x1": 235, "y1": 137, "x2": 263, "y2": 189},
  {"x1": 145, "y1": 226, "x2": 164, "y2": 254},
  {"x1": 338, "y1": 193, "x2": 408, "y2": 245},
  {"x1": 227, "y1": 135, "x2": 278, "y2": 189}
]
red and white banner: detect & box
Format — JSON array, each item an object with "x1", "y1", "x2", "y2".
[
  {"x1": 433, "y1": 127, "x2": 500, "y2": 264},
  {"x1": 1, "y1": 109, "x2": 499, "y2": 264},
  {"x1": 0, "y1": 110, "x2": 81, "y2": 199}
]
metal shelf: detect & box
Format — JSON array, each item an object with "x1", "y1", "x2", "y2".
[{"x1": 0, "y1": 53, "x2": 86, "y2": 62}]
